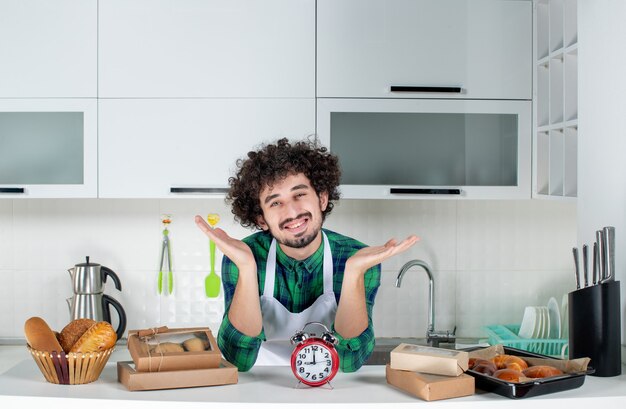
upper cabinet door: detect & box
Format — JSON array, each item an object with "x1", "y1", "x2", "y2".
[
  {"x1": 99, "y1": 0, "x2": 315, "y2": 98},
  {"x1": 0, "y1": 99, "x2": 98, "y2": 198},
  {"x1": 98, "y1": 98, "x2": 315, "y2": 198},
  {"x1": 0, "y1": 0, "x2": 97, "y2": 97},
  {"x1": 317, "y1": 0, "x2": 532, "y2": 100}
]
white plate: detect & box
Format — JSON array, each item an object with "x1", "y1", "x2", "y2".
[
  {"x1": 537, "y1": 306, "x2": 549, "y2": 339},
  {"x1": 543, "y1": 306, "x2": 551, "y2": 339},
  {"x1": 532, "y1": 306, "x2": 544, "y2": 339},
  {"x1": 547, "y1": 297, "x2": 561, "y2": 339},
  {"x1": 518, "y1": 306, "x2": 537, "y2": 338}
]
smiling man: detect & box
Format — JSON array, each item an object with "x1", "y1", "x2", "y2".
[{"x1": 195, "y1": 137, "x2": 418, "y2": 372}]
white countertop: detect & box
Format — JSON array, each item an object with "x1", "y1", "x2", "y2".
[{"x1": 1, "y1": 346, "x2": 625, "y2": 409}]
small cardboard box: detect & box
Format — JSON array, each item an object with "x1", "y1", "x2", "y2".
[
  {"x1": 386, "y1": 365, "x2": 475, "y2": 401},
  {"x1": 117, "y1": 359, "x2": 238, "y2": 391},
  {"x1": 127, "y1": 327, "x2": 221, "y2": 372},
  {"x1": 390, "y1": 343, "x2": 469, "y2": 376}
]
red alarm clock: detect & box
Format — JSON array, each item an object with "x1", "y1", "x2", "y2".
[{"x1": 290, "y1": 322, "x2": 339, "y2": 387}]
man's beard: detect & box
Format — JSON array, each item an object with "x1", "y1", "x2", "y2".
[
  {"x1": 273, "y1": 211, "x2": 321, "y2": 249},
  {"x1": 277, "y1": 227, "x2": 321, "y2": 249}
]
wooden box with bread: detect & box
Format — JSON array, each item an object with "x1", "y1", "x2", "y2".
[
  {"x1": 466, "y1": 345, "x2": 593, "y2": 399},
  {"x1": 24, "y1": 316, "x2": 118, "y2": 385},
  {"x1": 127, "y1": 326, "x2": 221, "y2": 372}
]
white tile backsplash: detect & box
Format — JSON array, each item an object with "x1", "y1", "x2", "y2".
[
  {"x1": 456, "y1": 200, "x2": 577, "y2": 271},
  {"x1": 0, "y1": 198, "x2": 576, "y2": 341},
  {"x1": 0, "y1": 201, "x2": 13, "y2": 270}
]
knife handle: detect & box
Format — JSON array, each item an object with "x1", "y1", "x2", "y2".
[
  {"x1": 582, "y1": 244, "x2": 589, "y2": 287},
  {"x1": 602, "y1": 226, "x2": 615, "y2": 282},
  {"x1": 592, "y1": 242, "x2": 599, "y2": 285},
  {"x1": 572, "y1": 247, "x2": 580, "y2": 289},
  {"x1": 596, "y1": 230, "x2": 606, "y2": 281}
]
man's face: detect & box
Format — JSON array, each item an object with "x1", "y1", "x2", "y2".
[{"x1": 257, "y1": 173, "x2": 328, "y2": 252}]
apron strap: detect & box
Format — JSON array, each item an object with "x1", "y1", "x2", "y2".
[
  {"x1": 322, "y1": 232, "x2": 334, "y2": 294},
  {"x1": 263, "y1": 239, "x2": 277, "y2": 296}
]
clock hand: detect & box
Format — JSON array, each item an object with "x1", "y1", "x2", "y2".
[{"x1": 312, "y1": 350, "x2": 316, "y2": 365}]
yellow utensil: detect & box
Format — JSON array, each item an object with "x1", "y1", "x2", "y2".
[{"x1": 205, "y1": 213, "x2": 221, "y2": 298}]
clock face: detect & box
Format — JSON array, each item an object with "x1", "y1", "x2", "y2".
[{"x1": 291, "y1": 338, "x2": 339, "y2": 386}]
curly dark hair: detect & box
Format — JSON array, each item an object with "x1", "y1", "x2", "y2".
[{"x1": 226, "y1": 136, "x2": 341, "y2": 230}]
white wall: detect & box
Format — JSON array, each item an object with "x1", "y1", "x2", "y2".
[
  {"x1": 0, "y1": 198, "x2": 576, "y2": 341},
  {"x1": 578, "y1": 1, "x2": 626, "y2": 354}
]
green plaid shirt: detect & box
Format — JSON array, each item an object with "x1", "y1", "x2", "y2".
[{"x1": 217, "y1": 228, "x2": 380, "y2": 372}]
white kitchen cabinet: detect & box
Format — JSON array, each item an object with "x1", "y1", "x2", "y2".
[
  {"x1": 317, "y1": 98, "x2": 531, "y2": 199},
  {"x1": 98, "y1": 0, "x2": 315, "y2": 98},
  {"x1": 98, "y1": 99, "x2": 315, "y2": 198},
  {"x1": 0, "y1": 0, "x2": 97, "y2": 97},
  {"x1": 317, "y1": 0, "x2": 532, "y2": 100},
  {"x1": 533, "y1": 0, "x2": 577, "y2": 199},
  {"x1": 0, "y1": 99, "x2": 98, "y2": 198}
]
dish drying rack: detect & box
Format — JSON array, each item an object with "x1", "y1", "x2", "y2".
[{"x1": 483, "y1": 325, "x2": 568, "y2": 358}]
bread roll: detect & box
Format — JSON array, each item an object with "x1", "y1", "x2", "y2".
[
  {"x1": 468, "y1": 357, "x2": 478, "y2": 369},
  {"x1": 24, "y1": 317, "x2": 64, "y2": 353},
  {"x1": 183, "y1": 337, "x2": 207, "y2": 352},
  {"x1": 491, "y1": 354, "x2": 512, "y2": 369},
  {"x1": 151, "y1": 342, "x2": 185, "y2": 354},
  {"x1": 70, "y1": 321, "x2": 117, "y2": 353},
  {"x1": 473, "y1": 360, "x2": 497, "y2": 376},
  {"x1": 58, "y1": 318, "x2": 96, "y2": 353},
  {"x1": 493, "y1": 368, "x2": 523, "y2": 383},
  {"x1": 503, "y1": 355, "x2": 529, "y2": 372},
  {"x1": 522, "y1": 365, "x2": 563, "y2": 378}
]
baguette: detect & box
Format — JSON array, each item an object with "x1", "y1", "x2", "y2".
[{"x1": 24, "y1": 317, "x2": 64, "y2": 353}]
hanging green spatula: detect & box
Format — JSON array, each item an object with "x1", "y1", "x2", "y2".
[{"x1": 205, "y1": 213, "x2": 221, "y2": 298}]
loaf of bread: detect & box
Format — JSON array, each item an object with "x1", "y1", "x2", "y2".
[
  {"x1": 70, "y1": 321, "x2": 117, "y2": 353},
  {"x1": 24, "y1": 317, "x2": 64, "y2": 353},
  {"x1": 522, "y1": 365, "x2": 563, "y2": 378},
  {"x1": 58, "y1": 318, "x2": 96, "y2": 353}
]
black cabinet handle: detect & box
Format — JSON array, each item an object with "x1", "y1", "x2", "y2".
[
  {"x1": 390, "y1": 188, "x2": 461, "y2": 195},
  {"x1": 390, "y1": 86, "x2": 462, "y2": 93},
  {"x1": 0, "y1": 187, "x2": 25, "y2": 193},
  {"x1": 170, "y1": 187, "x2": 229, "y2": 194}
]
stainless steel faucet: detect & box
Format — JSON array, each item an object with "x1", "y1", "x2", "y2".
[{"x1": 395, "y1": 260, "x2": 456, "y2": 347}]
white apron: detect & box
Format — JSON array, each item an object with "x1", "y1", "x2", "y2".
[{"x1": 255, "y1": 232, "x2": 338, "y2": 366}]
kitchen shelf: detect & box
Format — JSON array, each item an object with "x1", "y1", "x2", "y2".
[{"x1": 533, "y1": 0, "x2": 578, "y2": 200}]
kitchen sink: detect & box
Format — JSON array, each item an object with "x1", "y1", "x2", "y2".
[{"x1": 364, "y1": 337, "x2": 486, "y2": 366}]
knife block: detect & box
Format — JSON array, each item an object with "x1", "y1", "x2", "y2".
[{"x1": 568, "y1": 280, "x2": 622, "y2": 377}]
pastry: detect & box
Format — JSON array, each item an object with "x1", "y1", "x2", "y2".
[
  {"x1": 473, "y1": 360, "x2": 498, "y2": 376},
  {"x1": 183, "y1": 337, "x2": 207, "y2": 352},
  {"x1": 151, "y1": 342, "x2": 185, "y2": 353},
  {"x1": 522, "y1": 365, "x2": 563, "y2": 378},
  {"x1": 503, "y1": 355, "x2": 529, "y2": 372},
  {"x1": 58, "y1": 318, "x2": 96, "y2": 353},
  {"x1": 70, "y1": 321, "x2": 117, "y2": 353},
  {"x1": 493, "y1": 368, "x2": 523, "y2": 383}
]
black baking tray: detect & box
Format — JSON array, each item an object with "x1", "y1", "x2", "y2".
[{"x1": 464, "y1": 346, "x2": 594, "y2": 399}]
